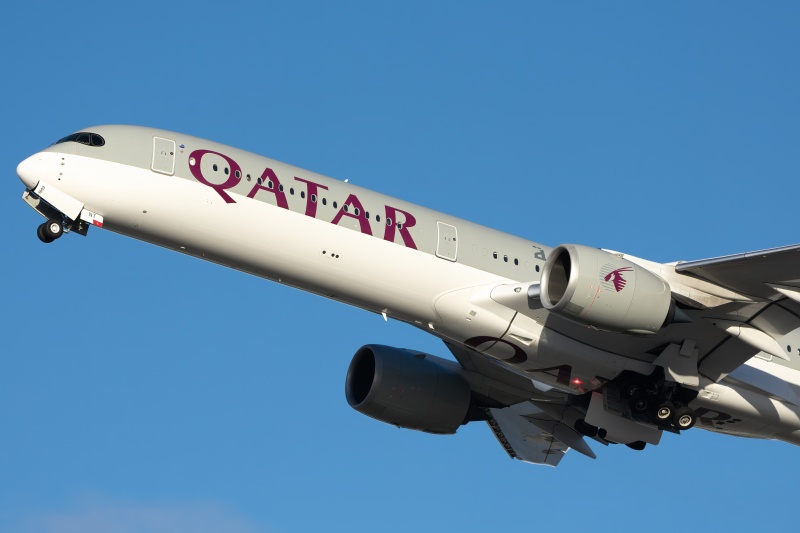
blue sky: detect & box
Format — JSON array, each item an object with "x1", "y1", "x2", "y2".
[{"x1": 2, "y1": 2, "x2": 800, "y2": 531}]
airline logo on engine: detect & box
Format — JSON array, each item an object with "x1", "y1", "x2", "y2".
[{"x1": 602, "y1": 266, "x2": 633, "y2": 292}]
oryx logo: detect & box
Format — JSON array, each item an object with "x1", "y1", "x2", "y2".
[{"x1": 603, "y1": 267, "x2": 633, "y2": 292}]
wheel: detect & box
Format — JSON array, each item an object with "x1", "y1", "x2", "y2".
[
  {"x1": 43, "y1": 219, "x2": 63, "y2": 241},
  {"x1": 673, "y1": 406, "x2": 697, "y2": 430},
  {"x1": 654, "y1": 401, "x2": 674, "y2": 423},
  {"x1": 622, "y1": 382, "x2": 640, "y2": 399},
  {"x1": 574, "y1": 419, "x2": 598, "y2": 438},
  {"x1": 629, "y1": 392, "x2": 650, "y2": 413},
  {"x1": 37, "y1": 223, "x2": 53, "y2": 243},
  {"x1": 626, "y1": 440, "x2": 646, "y2": 451}
]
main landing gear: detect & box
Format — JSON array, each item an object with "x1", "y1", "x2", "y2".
[
  {"x1": 37, "y1": 219, "x2": 64, "y2": 243},
  {"x1": 621, "y1": 371, "x2": 698, "y2": 431},
  {"x1": 573, "y1": 370, "x2": 700, "y2": 453}
]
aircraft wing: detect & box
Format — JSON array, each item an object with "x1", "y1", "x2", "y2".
[
  {"x1": 445, "y1": 244, "x2": 800, "y2": 464},
  {"x1": 444, "y1": 341, "x2": 597, "y2": 466},
  {"x1": 675, "y1": 244, "x2": 800, "y2": 299},
  {"x1": 486, "y1": 401, "x2": 596, "y2": 467}
]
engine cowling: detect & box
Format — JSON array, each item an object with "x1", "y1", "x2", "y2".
[
  {"x1": 345, "y1": 344, "x2": 472, "y2": 434},
  {"x1": 539, "y1": 244, "x2": 672, "y2": 334}
]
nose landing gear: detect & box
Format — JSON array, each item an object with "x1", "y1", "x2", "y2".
[{"x1": 37, "y1": 219, "x2": 63, "y2": 243}]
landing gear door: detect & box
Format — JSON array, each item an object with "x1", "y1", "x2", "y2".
[{"x1": 151, "y1": 137, "x2": 176, "y2": 175}]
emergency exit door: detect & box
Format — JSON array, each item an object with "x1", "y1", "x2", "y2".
[
  {"x1": 151, "y1": 136, "x2": 176, "y2": 175},
  {"x1": 436, "y1": 221, "x2": 458, "y2": 261}
]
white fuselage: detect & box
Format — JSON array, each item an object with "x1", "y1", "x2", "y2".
[{"x1": 17, "y1": 125, "x2": 800, "y2": 448}]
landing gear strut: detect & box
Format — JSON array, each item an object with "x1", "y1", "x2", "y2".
[
  {"x1": 37, "y1": 219, "x2": 63, "y2": 243},
  {"x1": 618, "y1": 370, "x2": 699, "y2": 433}
]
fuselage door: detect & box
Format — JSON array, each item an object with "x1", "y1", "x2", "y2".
[
  {"x1": 436, "y1": 221, "x2": 458, "y2": 261},
  {"x1": 151, "y1": 136, "x2": 176, "y2": 175}
]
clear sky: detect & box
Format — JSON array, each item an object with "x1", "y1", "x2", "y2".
[{"x1": 2, "y1": 2, "x2": 800, "y2": 532}]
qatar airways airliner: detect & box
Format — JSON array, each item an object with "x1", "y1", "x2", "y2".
[{"x1": 17, "y1": 125, "x2": 800, "y2": 466}]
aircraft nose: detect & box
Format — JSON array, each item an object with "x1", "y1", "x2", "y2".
[{"x1": 17, "y1": 153, "x2": 44, "y2": 190}]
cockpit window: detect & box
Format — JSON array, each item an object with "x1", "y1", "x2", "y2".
[{"x1": 53, "y1": 132, "x2": 105, "y2": 147}]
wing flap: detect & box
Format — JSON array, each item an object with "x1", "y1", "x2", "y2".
[{"x1": 486, "y1": 402, "x2": 595, "y2": 467}]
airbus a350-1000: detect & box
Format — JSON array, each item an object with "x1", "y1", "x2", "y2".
[{"x1": 16, "y1": 126, "x2": 800, "y2": 466}]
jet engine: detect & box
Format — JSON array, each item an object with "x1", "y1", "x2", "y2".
[
  {"x1": 539, "y1": 244, "x2": 673, "y2": 334},
  {"x1": 345, "y1": 344, "x2": 472, "y2": 434}
]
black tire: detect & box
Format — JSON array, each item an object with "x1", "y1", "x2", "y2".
[
  {"x1": 43, "y1": 219, "x2": 63, "y2": 241},
  {"x1": 654, "y1": 401, "x2": 674, "y2": 423},
  {"x1": 622, "y1": 382, "x2": 640, "y2": 399},
  {"x1": 629, "y1": 393, "x2": 650, "y2": 414},
  {"x1": 626, "y1": 440, "x2": 646, "y2": 451},
  {"x1": 37, "y1": 223, "x2": 53, "y2": 243},
  {"x1": 673, "y1": 406, "x2": 697, "y2": 430}
]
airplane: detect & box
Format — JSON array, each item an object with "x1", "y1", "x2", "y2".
[{"x1": 16, "y1": 125, "x2": 800, "y2": 467}]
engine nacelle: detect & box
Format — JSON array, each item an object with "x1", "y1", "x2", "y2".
[
  {"x1": 540, "y1": 244, "x2": 672, "y2": 334},
  {"x1": 345, "y1": 344, "x2": 472, "y2": 434}
]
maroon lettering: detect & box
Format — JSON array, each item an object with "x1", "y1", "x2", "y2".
[
  {"x1": 247, "y1": 167, "x2": 289, "y2": 209},
  {"x1": 331, "y1": 194, "x2": 372, "y2": 236},
  {"x1": 383, "y1": 205, "x2": 418, "y2": 249},
  {"x1": 294, "y1": 177, "x2": 329, "y2": 218},
  {"x1": 693, "y1": 407, "x2": 732, "y2": 426},
  {"x1": 524, "y1": 364, "x2": 573, "y2": 386},
  {"x1": 188, "y1": 150, "x2": 242, "y2": 204},
  {"x1": 464, "y1": 336, "x2": 527, "y2": 364},
  {"x1": 463, "y1": 336, "x2": 573, "y2": 386}
]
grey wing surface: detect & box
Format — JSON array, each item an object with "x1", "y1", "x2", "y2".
[
  {"x1": 487, "y1": 401, "x2": 597, "y2": 467},
  {"x1": 675, "y1": 243, "x2": 800, "y2": 299},
  {"x1": 444, "y1": 342, "x2": 597, "y2": 466}
]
